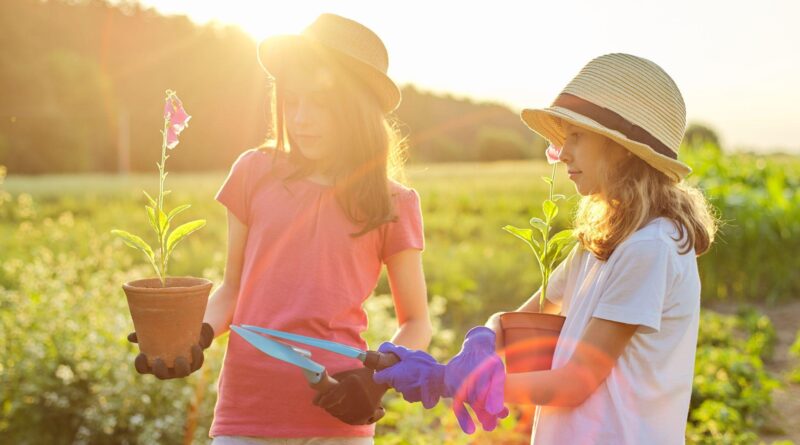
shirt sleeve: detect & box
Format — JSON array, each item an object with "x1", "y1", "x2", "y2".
[
  {"x1": 380, "y1": 188, "x2": 424, "y2": 262},
  {"x1": 593, "y1": 239, "x2": 675, "y2": 333},
  {"x1": 215, "y1": 150, "x2": 256, "y2": 226}
]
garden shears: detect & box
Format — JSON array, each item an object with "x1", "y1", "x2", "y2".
[{"x1": 230, "y1": 324, "x2": 400, "y2": 392}]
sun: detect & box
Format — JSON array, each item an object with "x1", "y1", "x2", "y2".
[
  {"x1": 134, "y1": 1, "x2": 322, "y2": 41},
  {"x1": 230, "y1": 7, "x2": 317, "y2": 42}
]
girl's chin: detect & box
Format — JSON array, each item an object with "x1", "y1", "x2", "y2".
[
  {"x1": 571, "y1": 182, "x2": 591, "y2": 197},
  {"x1": 297, "y1": 146, "x2": 327, "y2": 161}
]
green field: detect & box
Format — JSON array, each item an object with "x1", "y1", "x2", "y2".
[{"x1": 2, "y1": 153, "x2": 800, "y2": 444}]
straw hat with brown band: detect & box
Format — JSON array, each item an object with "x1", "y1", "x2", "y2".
[
  {"x1": 521, "y1": 53, "x2": 692, "y2": 182},
  {"x1": 258, "y1": 13, "x2": 401, "y2": 114}
]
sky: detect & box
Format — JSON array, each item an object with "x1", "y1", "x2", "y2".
[{"x1": 133, "y1": 0, "x2": 800, "y2": 153}]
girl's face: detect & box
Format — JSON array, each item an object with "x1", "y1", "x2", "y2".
[
  {"x1": 558, "y1": 122, "x2": 628, "y2": 196},
  {"x1": 283, "y1": 71, "x2": 338, "y2": 165}
]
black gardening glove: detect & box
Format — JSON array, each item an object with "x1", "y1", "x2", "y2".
[
  {"x1": 312, "y1": 367, "x2": 390, "y2": 425},
  {"x1": 127, "y1": 322, "x2": 214, "y2": 380}
]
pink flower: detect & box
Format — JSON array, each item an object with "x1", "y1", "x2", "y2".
[
  {"x1": 545, "y1": 144, "x2": 561, "y2": 164},
  {"x1": 166, "y1": 126, "x2": 180, "y2": 149},
  {"x1": 163, "y1": 91, "x2": 191, "y2": 149}
]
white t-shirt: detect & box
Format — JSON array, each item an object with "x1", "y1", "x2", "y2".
[{"x1": 532, "y1": 217, "x2": 701, "y2": 445}]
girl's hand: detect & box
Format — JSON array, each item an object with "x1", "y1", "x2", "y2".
[
  {"x1": 312, "y1": 367, "x2": 389, "y2": 425},
  {"x1": 485, "y1": 312, "x2": 506, "y2": 351},
  {"x1": 375, "y1": 330, "x2": 510, "y2": 435},
  {"x1": 444, "y1": 327, "x2": 509, "y2": 434},
  {"x1": 127, "y1": 323, "x2": 214, "y2": 379},
  {"x1": 372, "y1": 342, "x2": 446, "y2": 408}
]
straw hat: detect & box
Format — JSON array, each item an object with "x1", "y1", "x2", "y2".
[
  {"x1": 258, "y1": 13, "x2": 401, "y2": 113},
  {"x1": 521, "y1": 53, "x2": 691, "y2": 181}
]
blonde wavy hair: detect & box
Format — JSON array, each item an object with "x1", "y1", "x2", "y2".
[{"x1": 574, "y1": 140, "x2": 718, "y2": 261}]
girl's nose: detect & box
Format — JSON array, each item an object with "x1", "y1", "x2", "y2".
[
  {"x1": 558, "y1": 143, "x2": 572, "y2": 163},
  {"x1": 292, "y1": 100, "x2": 312, "y2": 126},
  {"x1": 292, "y1": 101, "x2": 308, "y2": 124}
]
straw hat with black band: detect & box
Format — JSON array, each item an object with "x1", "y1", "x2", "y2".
[
  {"x1": 258, "y1": 13, "x2": 401, "y2": 114},
  {"x1": 522, "y1": 53, "x2": 692, "y2": 182}
]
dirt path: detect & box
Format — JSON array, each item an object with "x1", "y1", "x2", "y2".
[{"x1": 708, "y1": 301, "x2": 800, "y2": 443}]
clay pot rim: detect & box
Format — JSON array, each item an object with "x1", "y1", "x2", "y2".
[
  {"x1": 499, "y1": 311, "x2": 566, "y2": 330},
  {"x1": 123, "y1": 276, "x2": 212, "y2": 293},
  {"x1": 500, "y1": 311, "x2": 565, "y2": 319}
]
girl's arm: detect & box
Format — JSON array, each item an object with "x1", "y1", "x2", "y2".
[
  {"x1": 384, "y1": 249, "x2": 433, "y2": 350},
  {"x1": 203, "y1": 210, "x2": 248, "y2": 338},
  {"x1": 504, "y1": 317, "x2": 638, "y2": 407}
]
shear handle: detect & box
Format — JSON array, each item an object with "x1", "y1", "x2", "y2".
[
  {"x1": 309, "y1": 370, "x2": 339, "y2": 393},
  {"x1": 363, "y1": 351, "x2": 400, "y2": 371}
]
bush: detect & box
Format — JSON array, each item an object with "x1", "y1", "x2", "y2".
[
  {"x1": 684, "y1": 144, "x2": 800, "y2": 302},
  {"x1": 688, "y1": 310, "x2": 781, "y2": 444}
]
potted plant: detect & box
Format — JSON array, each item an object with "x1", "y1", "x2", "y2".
[
  {"x1": 111, "y1": 90, "x2": 210, "y2": 370},
  {"x1": 500, "y1": 145, "x2": 576, "y2": 373}
]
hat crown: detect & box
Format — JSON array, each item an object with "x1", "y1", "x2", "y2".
[
  {"x1": 560, "y1": 53, "x2": 686, "y2": 154},
  {"x1": 303, "y1": 13, "x2": 389, "y2": 74}
]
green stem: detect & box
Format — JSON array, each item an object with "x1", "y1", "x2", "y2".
[
  {"x1": 157, "y1": 106, "x2": 170, "y2": 287},
  {"x1": 539, "y1": 162, "x2": 558, "y2": 312}
]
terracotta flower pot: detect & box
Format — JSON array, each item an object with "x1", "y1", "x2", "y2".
[
  {"x1": 122, "y1": 276, "x2": 212, "y2": 368},
  {"x1": 499, "y1": 311, "x2": 565, "y2": 373}
]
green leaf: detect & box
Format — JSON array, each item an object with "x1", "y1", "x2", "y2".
[
  {"x1": 111, "y1": 229, "x2": 155, "y2": 261},
  {"x1": 166, "y1": 219, "x2": 206, "y2": 257},
  {"x1": 548, "y1": 229, "x2": 575, "y2": 249},
  {"x1": 552, "y1": 194, "x2": 566, "y2": 202},
  {"x1": 548, "y1": 237, "x2": 577, "y2": 269},
  {"x1": 541, "y1": 176, "x2": 553, "y2": 185},
  {"x1": 142, "y1": 190, "x2": 157, "y2": 207},
  {"x1": 544, "y1": 241, "x2": 565, "y2": 271},
  {"x1": 528, "y1": 217, "x2": 549, "y2": 236},
  {"x1": 146, "y1": 206, "x2": 159, "y2": 234},
  {"x1": 543, "y1": 200, "x2": 558, "y2": 220},
  {"x1": 158, "y1": 209, "x2": 169, "y2": 233},
  {"x1": 502, "y1": 225, "x2": 541, "y2": 252},
  {"x1": 167, "y1": 204, "x2": 191, "y2": 222}
]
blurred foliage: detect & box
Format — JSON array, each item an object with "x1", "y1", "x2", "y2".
[
  {"x1": 0, "y1": 0, "x2": 543, "y2": 175},
  {"x1": 476, "y1": 127, "x2": 531, "y2": 162},
  {"x1": 2, "y1": 153, "x2": 796, "y2": 442},
  {"x1": 0, "y1": 0, "x2": 269, "y2": 174},
  {"x1": 789, "y1": 330, "x2": 800, "y2": 384},
  {"x1": 398, "y1": 86, "x2": 546, "y2": 163},
  {"x1": 682, "y1": 143, "x2": 800, "y2": 302},
  {"x1": 684, "y1": 123, "x2": 721, "y2": 151},
  {"x1": 688, "y1": 309, "x2": 781, "y2": 445}
]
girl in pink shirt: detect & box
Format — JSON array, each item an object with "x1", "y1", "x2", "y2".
[{"x1": 131, "y1": 13, "x2": 432, "y2": 445}]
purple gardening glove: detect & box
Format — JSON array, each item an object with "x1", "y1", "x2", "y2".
[
  {"x1": 373, "y1": 328, "x2": 509, "y2": 435},
  {"x1": 444, "y1": 326, "x2": 509, "y2": 434},
  {"x1": 372, "y1": 342, "x2": 446, "y2": 409}
]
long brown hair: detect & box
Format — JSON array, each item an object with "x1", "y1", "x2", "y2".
[
  {"x1": 574, "y1": 142, "x2": 718, "y2": 260},
  {"x1": 259, "y1": 51, "x2": 407, "y2": 236}
]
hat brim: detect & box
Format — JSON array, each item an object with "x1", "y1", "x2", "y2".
[
  {"x1": 258, "y1": 35, "x2": 401, "y2": 113},
  {"x1": 521, "y1": 106, "x2": 691, "y2": 182}
]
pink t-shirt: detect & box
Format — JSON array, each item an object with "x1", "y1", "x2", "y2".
[{"x1": 211, "y1": 148, "x2": 424, "y2": 438}]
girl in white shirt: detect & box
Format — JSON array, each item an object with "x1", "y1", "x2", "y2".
[
  {"x1": 486, "y1": 53, "x2": 719, "y2": 444},
  {"x1": 375, "y1": 53, "x2": 718, "y2": 444}
]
